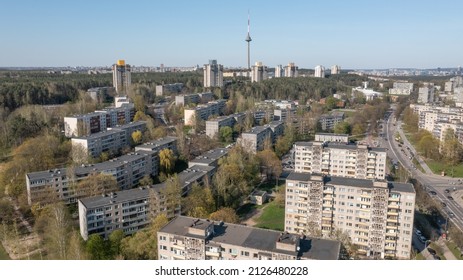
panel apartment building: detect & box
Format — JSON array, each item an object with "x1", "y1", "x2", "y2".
[
  {"x1": 71, "y1": 121, "x2": 147, "y2": 161},
  {"x1": 175, "y1": 92, "x2": 213, "y2": 106},
  {"x1": 205, "y1": 113, "x2": 245, "y2": 138},
  {"x1": 78, "y1": 165, "x2": 215, "y2": 240},
  {"x1": 135, "y1": 136, "x2": 178, "y2": 155},
  {"x1": 285, "y1": 172, "x2": 415, "y2": 259},
  {"x1": 184, "y1": 100, "x2": 226, "y2": 126},
  {"x1": 237, "y1": 121, "x2": 284, "y2": 153},
  {"x1": 157, "y1": 216, "x2": 341, "y2": 260},
  {"x1": 26, "y1": 150, "x2": 157, "y2": 206},
  {"x1": 294, "y1": 141, "x2": 387, "y2": 180},
  {"x1": 64, "y1": 103, "x2": 135, "y2": 137}
]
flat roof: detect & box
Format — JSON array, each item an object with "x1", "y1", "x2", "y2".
[
  {"x1": 136, "y1": 136, "x2": 177, "y2": 150},
  {"x1": 244, "y1": 126, "x2": 270, "y2": 135},
  {"x1": 294, "y1": 141, "x2": 386, "y2": 153},
  {"x1": 79, "y1": 164, "x2": 215, "y2": 209},
  {"x1": 27, "y1": 150, "x2": 155, "y2": 181},
  {"x1": 189, "y1": 148, "x2": 229, "y2": 165},
  {"x1": 71, "y1": 129, "x2": 124, "y2": 140},
  {"x1": 315, "y1": 133, "x2": 349, "y2": 137},
  {"x1": 108, "y1": 121, "x2": 147, "y2": 130},
  {"x1": 160, "y1": 216, "x2": 340, "y2": 260}
]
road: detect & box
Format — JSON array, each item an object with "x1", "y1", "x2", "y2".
[{"x1": 385, "y1": 106, "x2": 463, "y2": 233}]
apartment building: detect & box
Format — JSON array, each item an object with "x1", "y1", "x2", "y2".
[
  {"x1": 274, "y1": 108, "x2": 297, "y2": 122},
  {"x1": 205, "y1": 113, "x2": 245, "y2": 138},
  {"x1": 86, "y1": 87, "x2": 115, "y2": 103},
  {"x1": 294, "y1": 142, "x2": 387, "y2": 180},
  {"x1": 388, "y1": 82, "x2": 414, "y2": 95},
  {"x1": 157, "y1": 216, "x2": 341, "y2": 260},
  {"x1": 204, "y1": 60, "x2": 223, "y2": 88},
  {"x1": 156, "y1": 83, "x2": 184, "y2": 96},
  {"x1": 318, "y1": 112, "x2": 345, "y2": 131},
  {"x1": 284, "y1": 172, "x2": 415, "y2": 259},
  {"x1": 26, "y1": 150, "x2": 158, "y2": 206},
  {"x1": 253, "y1": 109, "x2": 274, "y2": 124},
  {"x1": 175, "y1": 92, "x2": 213, "y2": 106},
  {"x1": 238, "y1": 121, "x2": 284, "y2": 153},
  {"x1": 78, "y1": 165, "x2": 215, "y2": 240},
  {"x1": 284, "y1": 62, "x2": 298, "y2": 78},
  {"x1": 184, "y1": 100, "x2": 226, "y2": 126},
  {"x1": 64, "y1": 103, "x2": 135, "y2": 137},
  {"x1": 135, "y1": 136, "x2": 178, "y2": 155},
  {"x1": 314, "y1": 65, "x2": 325, "y2": 78},
  {"x1": 331, "y1": 65, "x2": 341, "y2": 75},
  {"x1": 107, "y1": 121, "x2": 147, "y2": 146},
  {"x1": 251, "y1": 62, "x2": 268, "y2": 82},
  {"x1": 275, "y1": 65, "x2": 283, "y2": 78},
  {"x1": 418, "y1": 86, "x2": 434, "y2": 104},
  {"x1": 188, "y1": 148, "x2": 229, "y2": 168},
  {"x1": 314, "y1": 133, "x2": 349, "y2": 143},
  {"x1": 112, "y1": 60, "x2": 131, "y2": 94}
]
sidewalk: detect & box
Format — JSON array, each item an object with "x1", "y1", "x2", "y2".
[{"x1": 436, "y1": 238, "x2": 457, "y2": 260}]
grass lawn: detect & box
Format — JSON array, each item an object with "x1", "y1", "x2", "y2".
[
  {"x1": 429, "y1": 243, "x2": 447, "y2": 260},
  {"x1": 427, "y1": 160, "x2": 463, "y2": 178},
  {"x1": 412, "y1": 157, "x2": 425, "y2": 173},
  {"x1": 0, "y1": 243, "x2": 10, "y2": 260},
  {"x1": 415, "y1": 253, "x2": 426, "y2": 260},
  {"x1": 446, "y1": 241, "x2": 463, "y2": 260},
  {"x1": 237, "y1": 203, "x2": 258, "y2": 219},
  {"x1": 254, "y1": 201, "x2": 285, "y2": 231}
]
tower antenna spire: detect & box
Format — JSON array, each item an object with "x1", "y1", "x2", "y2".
[{"x1": 245, "y1": 11, "x2": 252, "y2": 75}]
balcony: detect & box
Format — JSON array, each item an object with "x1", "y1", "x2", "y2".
[
  {"x1": 388, "y1": 203, "x2": 400, "y2": 209},
  {"x1": 389, "y1": 196, "x2": 400, "y2": 202}
]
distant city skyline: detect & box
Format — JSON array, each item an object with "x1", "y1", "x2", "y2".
[{"x1": 1, "y1": 0, "x2": 462, "y2": 69}]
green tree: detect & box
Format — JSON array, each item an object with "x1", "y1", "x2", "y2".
[
  {"x1": 86, "y1": 234, "x2": 109, "y2": 260},
  {"x1": 182, "y1": 183, "x2": 216, "y2": 218},
  {"x1": 162, "y1": 174, "x2": 182, "y2": 217},
  {"x1": 139, "y1": 174, "x2": 154, "y2": 186},
  {"x1": 219, "y1": 126, "x2": 233, "y2": 143},
  {"x1": 109, "y1": 229, "x2": 124, "y2": 257},
  {"x1": 333, "y1": 121, "x2": 351, "y2": 134},
  {"x1": 74, "y1": 173, "x2": 118, "y2": 198},
  {"x1": 442, "y1": 128, "x2": 463, "y2": 176},
  {"x1": 257, "y1": 149, "x2": 282, "y2": 185},
  {"x1": 67, "y1": 231, "x2": 87, "y2": 260},
  {"x1": 209, "y1": 207, "x2": 239, "y2": 224}
]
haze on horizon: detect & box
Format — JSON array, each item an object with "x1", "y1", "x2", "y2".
[{"x1": 1, "y1": 0, "x2": 462, "y2": 69}]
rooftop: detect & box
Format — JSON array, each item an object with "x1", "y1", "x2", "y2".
[
  {"x1": 71, "y1": 129, "x2": 124, "y2": 140},
  {"x1": 79, "y1": 164, "x2": 215, "y2": 209},
  {"x1": 108, "y1": 121, "x2": 147, "y2": 130},
  {"x1": 189, "y1": 148, "x2": 229, "y2": 165},
  {"x1": 294, "y1": 141, "x2": 386, "y2": 153},
  {"x1": 135, "y1": 136, "x2": 177, "y2": 151},
  {"x1": 160, "y1": 216, "x2": 340, "y2": 260}
]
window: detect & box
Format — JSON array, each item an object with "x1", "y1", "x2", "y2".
[
  {"x1": 159, "y1": 245, "x2": 167, "y2": 251},
  {"x1": 241, "y1": 251, "x2": 250, "y2": 257},
  {"x1": 159, "y1": 235, "x2": 167, "y2": 241}
]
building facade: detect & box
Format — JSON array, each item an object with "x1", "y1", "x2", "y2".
[
  {"x1": 157, "y1": 216, "x2": 341, "y2": 260},
  {"x1": 112, "y1": 60, "x2": 131, "y2": 94},
  {"x1": 204, "y1": 60, "x2": 223, "y2": 88},
  {"x1": 284, "y1": 62, "x2": 298, "y2": 78},
  {"x1": 284, "y1": 172, "x2": 415, "y2": 259},
  {"x1": 275, "y1": 65, "x2": 283, "y2": 78},
  {"x1": 417, "y1": 86, "x2": 434, "y2": 104},
  {"x1": 237, "y1": 121, "x2": 284, "y2": 153},
  {"x1": 205, "y1": 113, "x2": 245, "y2": 138},
  {"x1": 156, "y1": 83, "x2": 184, "y2": 96},
  {"x1": 331, "y1": 65, "x2": 341, "y2": 75},
  {"x1": 78, "y1": 165, "x2": 215, "y2": 240},
  {"x1": 314, "y1": 133, "x2": 349, "y2": 143},
  {"x1": 388, "y1": 82, "x2": 414, "y2": 96},
  {"x1": 175, "y1": 92, "x2": 213, "y2": 106},
  {"x1": 26, "y1": 150, "x2": 158, "y2": 206},
  {"x1": 318, "y1": 112, "x2": 345, "y2": 131},
  {"x1": 294, "y1": 142, "x2": 387, "y2": 180},
  {"x1": 184, "y1": 100, "x2": 226, "y2": 126},
  {"x1": 314, "y1": 65, "x2": 325, "y2": 78},
  {"x1": 251, "y1": 62, "x2": 268, "y2": 82}
]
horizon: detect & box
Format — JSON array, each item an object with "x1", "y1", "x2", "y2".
[{"x1": 1, "y1": 0, "x2": 462, "y2": 69}]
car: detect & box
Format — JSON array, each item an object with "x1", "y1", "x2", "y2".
[
  {"x1": 419, "y1": 236, "x2": 427, "y2": 243},
  {"x1": 427, "y1": 248, "x2": 437, "y2": 255},
  {"x1": 445, "y1": 189, "x2": 450, "y2": 193},
  {"x1": 441, "y1": 202, "x2": 447, "y2": 207},
  {"x1": 448, "y1": 196, "x2": 454, "y2": 200},
  {"x1": 448, "y1": 212, "x2": 455, "y2": 218},
  {"x1": 415, "y1": 229, "x2": 422, "y2": 235},
  {"x1": 433, "y1": 255, "x2": 441, "y2": 260},
  {"x1": 429, "y1": 191, "x2": 437, "y2": 195}
]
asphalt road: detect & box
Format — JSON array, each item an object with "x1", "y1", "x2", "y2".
[{"x1": 385, "y1": 106, "x2": 463, "y2": 233}]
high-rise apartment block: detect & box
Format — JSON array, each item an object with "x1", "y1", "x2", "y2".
[
  {"x1": 237, "y1": 121, "x2": 284, "y2": 153},
  {"x1": 314, "y1": 65, "x2": 325, "y2": 78},
  {"x1": 331, "y1": 65, "x2": 341, "y2": 75},
  {"x1": 388, "y1": 82, "x2": 414, "y2": 95},
  {"x1": 275, "y1": 65, "x2": 283, "y2": 78},
  {"x1": 294, "y1": 142, "x2": 387, "y2": 180},
  {"x1": 204, "y1": 60, "x2": 223, "y2": 88},
  {"x1": 251, "y1": 62, "x2": 268, "y2": 82},
  {"x1": 112, "y1": 60, "x2": 131, "y2": 94},
  {"x1": 284, "y1": 63, "x2": 298, "y2": 78},
  {"x1": 284, "y1": 173, "x2": 415, "y2": 259},
  {"x1": 418, "y1": 86, "x2": 435, "y2": 104},
  {"x1": 157, "y1": 216, "x2": 341, "y2": 260},
  {"x1": 156, "y1": 83, "x2": 184, "y2": 96}
]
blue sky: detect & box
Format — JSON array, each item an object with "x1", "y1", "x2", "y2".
[{"x1": 1, "y1": 0, "x2": 462, "y2": 69}]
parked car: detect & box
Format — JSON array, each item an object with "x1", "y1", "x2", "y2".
[
  {"x1": 419, "y1": 236, "x2": 427, "y2": 243},
  {"x1": 427, "y1": 248, "x2": 436, "y2": 255},
  {"x1": 429, "y1": 191, "x2": 437, "y2": 195},
  {"x1": 441, "y1": 202, "x2": 447, "y2": 207},
  {"x1": 448, "y1": 196, "x2": 454, "y2": 200},
  {"x1": 445, "y1": 189, "x2": 450, "y2": 193},
  {"x1": 433, "y1": 255, "x2": 441, "y2": 260}
]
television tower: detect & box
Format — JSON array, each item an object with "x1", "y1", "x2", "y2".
[{"x1": 245, "y1": 12, "x2": 252, "y2": 74}]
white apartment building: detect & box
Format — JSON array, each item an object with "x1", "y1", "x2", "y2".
[
  {"x1": 275, "y1": 65, "x2": 283, "y2": 78},
  {"x1": 155, "y1": 83, "x2": 183, "y2": 96},
  {"x1": 388, "y1": 82, "x2": 414, "y2": 95},
  {"x1": 184, "y1": 100, "x2": 226, "y2": 126},
  {"x1": 251, "y1": 62, "x2": 268, "y2": 82},
  {"x1": 285, "y1": 172, "x2": 415, "y2": 259},
  {"x1": 331, "y1": 65, "x2": 341, "y2": 75},
  {"x1": 71, "y1": 129, "x2": 126, "y2": 160},
  {"x1": 135, "y1": 136, "x2": 178, "y2": 155},
  {"x1": 204, "y1": 60, "x2": 223, "y2": 88},
  {"x1": 294, "y1": 142, "x2": 387, "y2": 180},
  {"x1": 417, "y1": 86, "x2": 434, "y2": 104},
  {"x1": 318, "y1": 112, "x2": 345, "y2": 131},
  {"x1": 112, "y1": 60, "x2": 131, "y2": 94},
  {"x1": 284, "y1": 63, "x2": 298, "y2": 78},
  {"x1": 237, "y1": 121, "x2": 284, "y2": 153},
  {"x1": 314, "y1": 133, "x2": 349, "y2": 143},
  {"x1": 314, "y1": 65, "x2": 325, "y2": 78},
  {"x1": 158, "y1": 216, "x2": 341, "y2": 260}
]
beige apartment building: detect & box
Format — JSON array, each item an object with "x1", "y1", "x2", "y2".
[
  {"x1": 284, "y1": 172, "x2": 415, "y2": 259},
  {"x1": 294, "y1": 142, "x2": 387, "y2": 180},
  {"x1": 157, "y1": 216, "x2": 341, "y2": 260}
]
